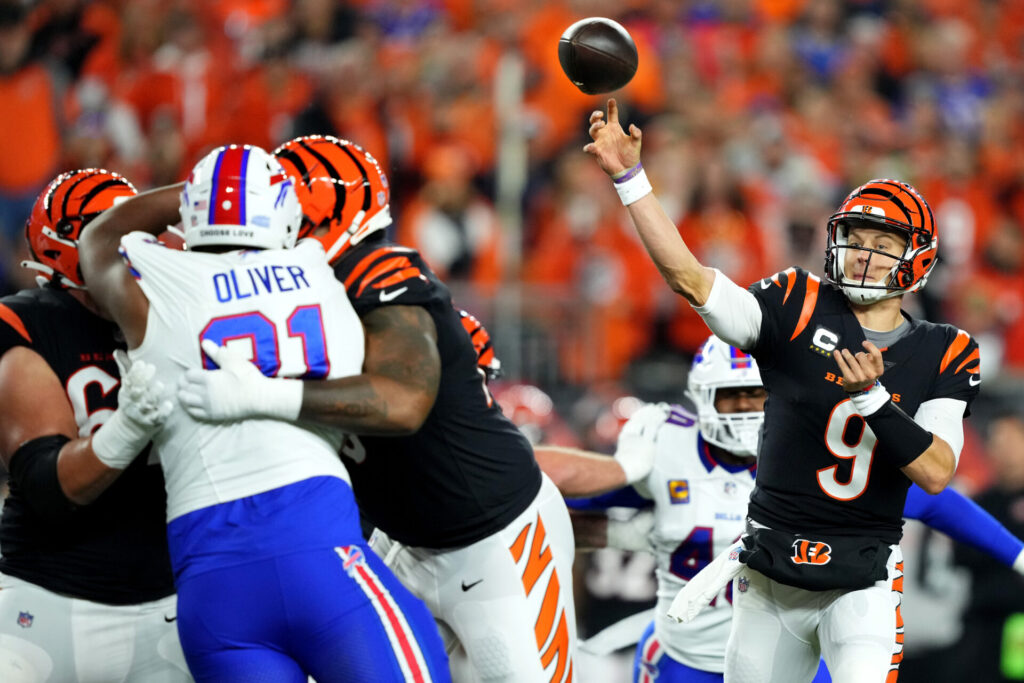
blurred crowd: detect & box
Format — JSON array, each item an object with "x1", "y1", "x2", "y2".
[{"x1": 2, "y1": 0, "x2": 1024, "y2": 677}]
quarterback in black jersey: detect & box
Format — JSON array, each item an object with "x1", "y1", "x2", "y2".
[
  {"x1": 166, "y1": 136, "x2": 578, "y2": 682},
  {"x1": 0, "y1": 170, "x2": 187, "y2": 681},
  {"x1": 586, "y1": 100, "x2": 979, "y2": 683}
]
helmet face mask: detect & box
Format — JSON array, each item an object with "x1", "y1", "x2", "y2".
[
  {"x1": 180, "y1": 145, "x2": 302, "y2": 251},
  {"x1": 686, "y1": 336, "x2": 764, "y2": 457},
  {"x1": 825, "y1": 179, "x2": 938, "y2": 305},
  {"x1": 273, "y1": 135, "x2": 392, "y2": 263},
  {"x1": 23, "y1": 169, "x2": 138, "y2": 289}
]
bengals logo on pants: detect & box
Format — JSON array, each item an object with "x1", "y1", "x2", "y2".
[{"x1": 791, "y1": 540, "x2": 832, "y2": 565}]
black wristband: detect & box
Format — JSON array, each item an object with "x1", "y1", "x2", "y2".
[
  {"x1": 8, "y1": 435, "x2": 78, "y2": 524},
  {"x1": 863, "y1": 401, "x2": 933, "y2": 469}
]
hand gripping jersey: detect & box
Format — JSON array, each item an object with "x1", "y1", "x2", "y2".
[
  {"x1": 0, "y1": 287, "x2": 174, "y2": 604},
  {"x1": 638, "y1": 405, "x2": 756, "y2": 673},
  {"x1": 332, "y1": 238, "x2": 542, "y2": 548},
  {"x1": 119, "y1": 234, "x2": 364, "y2": 521},
  {"x1": 746, "y1": 267, "x2": 980, "y2": 543}
]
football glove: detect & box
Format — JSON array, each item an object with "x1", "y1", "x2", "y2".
[
  {"x1": 177, "y1": 340, "x2": 302, "y2": 422},
  {"x1": 613, "y1": 402, "x2": 670, "y2": 484},
  {"x1": 92, "y1": 350, "x2": 173, "y2": 469},
  {"x1": 606, "y1": 510, "x2": 655, "y2": 552}
]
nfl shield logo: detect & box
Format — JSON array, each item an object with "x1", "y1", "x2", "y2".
[
  {"x1": 737, "y1": 577, "x2": 750, "y2": 594},
  {"x1": 17, "y1": 611, "x2": 33, "y2": 628}
]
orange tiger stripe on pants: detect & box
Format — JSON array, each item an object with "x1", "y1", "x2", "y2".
[{"x1": 509, "y1": 514, "x2": 573, "y2": 683}]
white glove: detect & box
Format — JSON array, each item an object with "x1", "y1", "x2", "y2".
[
  {"x1": 177, "y1": 339, "x2": 303, "y2": 422},
  {"x1": 1014, "y1": 548, "x2": 1024, "y2": 575},
  {"x1": 607, "y1": 510, "x2": 655, "y2": 552},
  {"x1": 614, "y1": 402, "x2": 670, "y2": 484},
  {"x1": 92, "y1": 350, "x2": 174, "y2": 469},
  {"x1": 666, "y1": 539, "x2": 745, "y2": 624}
]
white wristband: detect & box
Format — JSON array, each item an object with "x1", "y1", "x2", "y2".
[
  {"x1": 91, "y1": 407, "x2": 156, "y2": 469},
  {"x1": 256, "y1": 378, "x2": 303, "y2": 421},
  {"x1": 849, "y1": 381, "x2": 891, "y2": 416},
  {"x1": 1013, "y1": 548, "x2": 1024, "y2": 575},
  {"x1": 613, "y1": 164, "x2": 653, "y2": 206}
]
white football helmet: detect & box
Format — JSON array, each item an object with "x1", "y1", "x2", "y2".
[
  {"x1": 686, "y1": 335, "x2": 764, "y2": 457},
  {"x1": 180, "y1": 144, "x2": 302, "y2": 250}
]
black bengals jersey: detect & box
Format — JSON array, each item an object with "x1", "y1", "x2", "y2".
[
  {"x1": 744, "y1": 267, "x2": 980, "y2": 544},
  {"x1": 0, "y1": 287, "x2": 174, "y2": 604},
  {"x1": 333, "y1": 238, "x2": 542, "y2": 549}
]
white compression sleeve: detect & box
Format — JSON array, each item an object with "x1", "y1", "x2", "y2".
[
  {"x1": 691, "y1": 268, "x2": 762, "y2": 350},
  {"x1": 913, "y1": 398, "x2": 968, "y2": 467}
]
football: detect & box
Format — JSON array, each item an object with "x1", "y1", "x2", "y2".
[{"x1": 557, "y1": 17, "x2": 638, "y2": 95}]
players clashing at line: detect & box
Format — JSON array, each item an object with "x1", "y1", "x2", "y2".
[{"x1": 78, "y1": 144, "x2": 449, "y2": 682}]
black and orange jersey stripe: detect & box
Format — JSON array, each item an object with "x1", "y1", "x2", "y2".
[{"x1": 746, "y1": 267, "x2": 981, "y2": 543}]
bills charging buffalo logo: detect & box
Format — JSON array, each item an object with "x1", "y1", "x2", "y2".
[
  {"x1": 17, "y1": 611, "x2": 33, "y2": 628},
  {"x1": 791, "y1": 539, "x2": 832, "y2": 565}
]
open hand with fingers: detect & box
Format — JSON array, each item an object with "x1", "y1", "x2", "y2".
[
  {"x1": 583, "y1": 98, "x2": 642, "y2": 179},
  {"x1": 833, "y1": 341, "x2": 885, "y2": 393}
]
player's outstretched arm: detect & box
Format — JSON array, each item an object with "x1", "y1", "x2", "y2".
[
  {"x1": 904, "y1": 484, "x2": 1024, "y2": 572},
  {"x1": 181, "y1": 305, "x2": 441, "y2": 435},
  {"x1": 584, "y1": 98, "x2": 715, "y2": 306},
  {"x1": 535, "y1": 402, "x2": 668, "y2": 496},
  {"x1": 0, "y1": 348, "x2": 170, "y2": 509},
  {"x1": 79, "y1": 184, "x2": 183, "y2": 348},
  {"x1": 534, "y1": 446, "x2": 629, "y2": 497}
]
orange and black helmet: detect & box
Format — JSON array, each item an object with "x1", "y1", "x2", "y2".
[
  {"x1": 825, "y1": 178, "x2": 938, "y2": 304},
  {"x1": 459, "y1": 308, "x2": 502, "y2": 381},
  {"x1": 24, "y1": 168, "x2": 138, "y2": 289},
  {"x1": 273, "y1": 135, "x2": 391, "y2": 264}
]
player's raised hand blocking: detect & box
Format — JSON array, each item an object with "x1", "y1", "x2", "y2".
[
  {"x1": 834, "y1": 341, "x2": 885, "y2": 393},
  {"x1": 583, "y1": 98, "x2": 642, "y2": 178}
]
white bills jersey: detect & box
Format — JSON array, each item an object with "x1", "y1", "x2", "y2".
[
  {"x1": 119, "y1": 233, "x2": 363, "y2": 521},
  {"x1": 638, "y1": 405, "x2": 756, "y2": 673}
]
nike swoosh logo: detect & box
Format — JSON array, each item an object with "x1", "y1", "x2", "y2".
[
  {"x1": 969, "y1": 374, "x2": 981, "y2": 386},
  {"x1": 379, "y1": 286, "x2": 408, "y2": 302},
  {"x1": 461, "y1": 579, "x2": 483, "y2": 592},
  {"x1": 164, "y1": 615, "x2": 177, "y2": 623}
]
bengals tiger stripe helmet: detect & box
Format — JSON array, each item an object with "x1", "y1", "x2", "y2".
[
  {"x1": 23, "y1": 168, "x2": 138, "y2": 289},
  {"x1": 825, "y1": 179, "x2": 938, "y2": 304},
  {"x1": 273, "y1": 135, "x2": 392, "y2": 263}
]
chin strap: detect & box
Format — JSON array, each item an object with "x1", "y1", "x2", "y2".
[{"x1": 19, "y1": 261, "x2": 87, "y2": 290}]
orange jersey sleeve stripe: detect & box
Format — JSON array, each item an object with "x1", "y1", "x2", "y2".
[
  {"x1": 781, "y1": 267, "x2": 797, "y2": 304},
  {"x1": 356, "y1": 256, "x2": 413, "y2": 297},
  {"x1": 790, "y1": 275, "x2": 820, "y2": 341},
  {"x1": 955, "y1": 348, "x2": 980, "y2": 375},
  {"x1": 372, "y1": 267, "x2": 424, "y2": 292},
  {"x1": 343, "y1": 247, "x2": 403, "y2": 290},
  {"x1": 0, "y1": 303, "x2": 31, "y2": 343},
  {"x1": 939, "y1": 330, "x2": 970, "y2": 374}
]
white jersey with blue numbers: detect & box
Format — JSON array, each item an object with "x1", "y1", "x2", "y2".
[
  {"x1": 639, "y1": 405, "x2": 756, "y2": 673},
  {"x1": 119, "y1": 233, "x2": 363, "y2": 521}
]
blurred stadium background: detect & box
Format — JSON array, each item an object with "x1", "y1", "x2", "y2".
[{"x1": 2, "y1": 0, "x2": 1024, "y2": 680}]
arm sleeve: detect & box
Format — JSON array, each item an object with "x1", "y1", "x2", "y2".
[
  {"x1": 904, "y1": 484, "x2": 1024, "y2": 568},
  {"x1": 691, "y1": 269, "x2": 762, "y2": 350},
  {"x1": 913, "y1": 398, "x2": 967, "y2": 467},
  {"x1": 565, "y1": 486, "x2": 654, "y2": 511}
]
